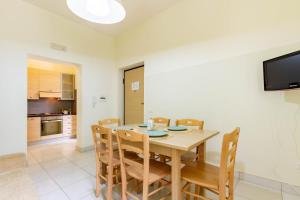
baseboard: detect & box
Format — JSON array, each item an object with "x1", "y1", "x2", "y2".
[
  {"x1": 76, "y1": 145, "x2": 94, "y2": 152},
  {"x1": 0, "y1": 153, "x2": 26, "y2": 160},
  {"x1": 206, "y1": 160, "x2": 300, "y2": 195},
  {"x1": 237, "y1": 171, "x2": 300, "y2": 196}
]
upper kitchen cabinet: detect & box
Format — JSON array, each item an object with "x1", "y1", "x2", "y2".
[
  {"x1": 61, "y1": 73, "x2": 75, "y2": 100},
  {"x1": 39, "y1": 70, "x2": 62, "y2": 98},
  {"x1": 28, "y1": 68, "x2": 40, "y2": 100}
]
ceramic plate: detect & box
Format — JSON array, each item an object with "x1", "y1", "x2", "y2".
[
  {"x1": 167, "y1": 126, "x2": 187, "y2": 131},
  {"x1": 138, "y1": 124, "x2": 148, "y2": 128},
  {"x1": 144, "y1": 130, "x2": 168, "y2": 137}
]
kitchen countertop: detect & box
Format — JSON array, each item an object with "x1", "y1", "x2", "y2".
[{"x1": 27, "y1": 113, "x2": 76, "y2": 118}]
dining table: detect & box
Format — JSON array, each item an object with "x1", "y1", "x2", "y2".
[{"x1": 117, "y1": 124, "x2": 220, "y2": 200}]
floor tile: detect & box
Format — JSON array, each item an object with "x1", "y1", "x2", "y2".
[
  {"x1": 39, "y1": 189, "x2": 69, "y2": 200},
  {"x1": 80, "y1": 191, "x2": 105, "y2": 200},
  {"x1": 236, "y1": 181, "x2": 282, "y2": 200},
  {"x1": 0, "y1": 156, "x2": 27, "y2": 174},
  {"x1": 42, "y1": 161, "x2": 81, "y2": 178},
  {"x1": 53, "y1": 168, "x2": 90, "y2": 187},
  {"x1": 81, "y1": 164, "x2": 96, "y2": 177},
  {"x1": 34, "y1": 179, "x2": 60, "y2": 196},
  {"x1": 25, "y1": 165, "x2": 51, "y2": 183},
  {"x1": 235, "y1": 195, "x2": 251, "y2": 200},
  {"x1": 62, "y1": 176, "x2": 95, "y2": 200},
  {"x1": 0, "y1": 138, "x2": 294, "y2": 200}
]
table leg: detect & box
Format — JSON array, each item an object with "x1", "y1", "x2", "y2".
[
  {"x1": 171, "y1": 149, "x2": 182, "y2": 200},
  {"x1": 196, "y1": 142, "x2": 206, "y2": 199},
  {"x1": 197, "y1": 142, "x2": 206, "y2": 162}
]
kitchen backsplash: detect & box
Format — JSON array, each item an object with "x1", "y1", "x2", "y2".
[{"x1": 28, "y1": 98, "x2": 76, "y2": 114}]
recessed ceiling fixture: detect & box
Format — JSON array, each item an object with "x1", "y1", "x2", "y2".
[{"x1": 66, "y1": 0, "x2": 126, "y2": 24}]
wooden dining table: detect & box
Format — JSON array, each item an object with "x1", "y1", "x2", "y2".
[{"x1": 124, "y1": 125, "x2": 220, "y2": 200}]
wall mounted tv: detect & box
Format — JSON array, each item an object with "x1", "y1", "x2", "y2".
[{"x1": 263, "y1": 50, "x2": 300, "y2": 91}]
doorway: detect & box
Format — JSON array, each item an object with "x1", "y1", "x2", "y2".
[
  {"x1": 27, "y1": 56, "x2": 79, "y2": 146},
  {"x1": 124, "y1": 66, "x2": 144, "y2": 125}
]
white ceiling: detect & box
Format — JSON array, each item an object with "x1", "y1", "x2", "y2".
[{"x1": 23, "y1": 0, "x2": 180, "y2": 36}]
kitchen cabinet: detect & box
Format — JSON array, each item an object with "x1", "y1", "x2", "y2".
[
  {"x1": 27, "y1": 117, "x2": 41, "y2": 142},
  {"x1": 63, "y1": 115, "x2": 72, "y2": 135},
  {"x1": 61, "y1": 73, "x2": 75, "y2": 100},
  {"x1": 39, "y1": 70, "x2": 62, "y2": 93},
  {"x1": 63, "y1": 115, "x2": 77, "y2": 137},
  {"x1": 27, "y1": 68, "x2": 40, "y2": 100},
  {"x1": 71, "y1": 115, "x2": 77, "y2": 137}
]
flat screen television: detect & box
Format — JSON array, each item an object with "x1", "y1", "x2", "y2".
[{"x1": 263, "y1": 50, "x2": 300, "y2": 91}]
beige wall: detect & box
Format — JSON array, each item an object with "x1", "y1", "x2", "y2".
[
  {"x1": 116, "y1": 0, "x2": 300, "y2": 186},
  {"x1": 28, "y1": 58, "x2": 77, "y2": 75},
  {"x1": 0, "y1": 0, "x2": 118, "y2": 156}
]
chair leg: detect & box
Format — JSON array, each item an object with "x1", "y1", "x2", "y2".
[
  {"x1": 102, "y1": 163, "x2": 107, "y2": 176},
  {"x1": 142, "y1": 181, "x2": 149, "y2": 200},
  {"x1": 185, "y1": 182, "x2": 191, "y2": 200},
  {"x1": 115, "y1": 168, "x2": 120, "y2": 184},
  {"x1": 195, "y1": 186, "x2": 205, "y2": 200},
  {"x1": 95, "y1": 161, "x2": 101, "y2": 197},
  {"x1": 107, "y1": 165, "x2": 113, "y2": 200},
  {"x1": 121, "y1": 174, "x2": 127, "y2": 200},
  {"x1": 195, "y1": 185, "x2": 200, "y2": 200},
  {"x1": 136, "y1": 180, "x2": 142, "y2": 193}
]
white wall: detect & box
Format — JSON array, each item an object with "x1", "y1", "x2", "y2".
[
  {"x1": 0, "y1": 0, "x2": 118, "y2": 156},
  {"x1": 116, "y1": 0, "x2": 300, "y2": 186}
]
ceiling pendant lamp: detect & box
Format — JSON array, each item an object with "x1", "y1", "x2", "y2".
[{"x1": 67, "y1": 0, "x2": 126, "y2": 24}]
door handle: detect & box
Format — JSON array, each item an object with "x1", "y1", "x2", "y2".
[{"x1": 141, "y1": 102, "x2": 144, "y2": 105}]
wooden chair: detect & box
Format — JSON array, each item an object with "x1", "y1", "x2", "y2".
[
  {"x1": 91, "y1": 125, "x2": 121, "y2": 199},
  {"x1": 152, "y1": 117, "x2": 170, "y2": 127},
  {"x1": 181, "y1": 128, "x2": 240, "y2": 200},
  {"x1": 151, "y1": 117, "x2": 170, "y2": 162},
  {"x1": 99, "y1": 118, "x2": 121, "y2": 126},
  {"x1": 176, "y1": 119, "x2": 205, "y2": 164},
  {"x1": 116, "y1": 130, "x2": 171, "y2": 200},
  {"x1": 99, "y1": 118, "x2": 122, "y2": 150}
]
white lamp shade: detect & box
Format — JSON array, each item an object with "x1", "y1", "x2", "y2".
[{"x1": 67, "y1": 0, "x2": 126, "y2": 24}]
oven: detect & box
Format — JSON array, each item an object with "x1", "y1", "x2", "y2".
[{"x1": 41, "y1": 116, "x2": 63, "y2": 136}]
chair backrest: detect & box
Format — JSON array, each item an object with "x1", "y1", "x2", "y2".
[
  {"x1": 98, "y1": 118, "x2": 121, "y2": 127},
  {"x1": 176, "y1": 119, "x2": 204, "y2": 130},
  {"x1": 152, "y1": 117, "x2": 170, "y2": 127},
  {"x1": 219, "y1": 128, "x2": 240, "y2": 200},
  {"x1": 116, "y1": 130, "x2": 150, "y2": 184},
  {"x1": 91, "y1": 125, "x2": 113, "y2": 165}
]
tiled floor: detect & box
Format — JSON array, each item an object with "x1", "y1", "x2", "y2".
[{"x1": 0, "y1": 139, "x2": 299, "y2": 200}]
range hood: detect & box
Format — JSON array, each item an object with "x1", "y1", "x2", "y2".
[{"x1": 39, "y1": 91, "x2": 62, "y2": 98}]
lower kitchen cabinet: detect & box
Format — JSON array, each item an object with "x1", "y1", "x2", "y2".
[
  {"x1": 63, "y1": 115, "x2": 72, "y2": 135},
  {"x1": 27, "y1": 117, "x2": 41, "y2": 142},
  {"x1": 71, "y1": 115, "x2": 77, "y2": 137},
  {"x1": 27, "y1": 115, "x2": 77, "y2": 142},
  {"x1": 63, "y1": 115, "x2": 77, "y2": 137}
]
